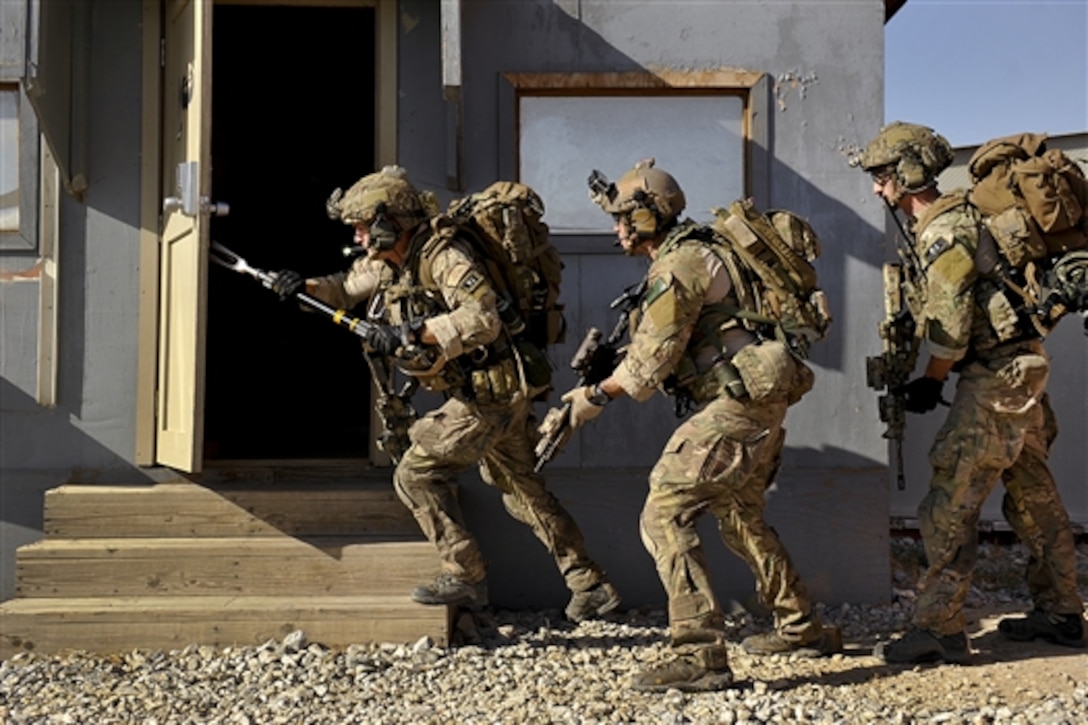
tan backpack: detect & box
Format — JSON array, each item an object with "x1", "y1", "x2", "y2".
[
  {"x1": 968, "y1": 133, "x2": 1088, "y2": 265},
  {"x1": 446, "y1": 181, "x2": 566, "y2": 350},
  {"x1": 709, "y1": 199, "x2": 833, "y2": 360},
  {"x1": 966, "y1": 134, "x2": 1088, "y2": 332}
]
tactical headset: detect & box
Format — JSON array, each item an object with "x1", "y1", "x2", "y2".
[
  {"x1": 893, "y1": 147, "x2": 931, "y2": 192},
  {"x1": 628, "y1": 189, "x2": 664, "y2": 239},
  {"x1": 861, "y1": 122, "x2": 953, "y2": 193},
  {"x1": 368, "y1": 201, "x2": 400, "y2": 252}
]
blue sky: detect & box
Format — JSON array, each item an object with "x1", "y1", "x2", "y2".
[{"x1": 885, "y1": 0, "x2": 1088, "y2": 148}]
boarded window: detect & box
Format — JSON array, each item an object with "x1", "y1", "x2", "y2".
[
  {"x1": 0, "y1": 85, "x2": 19, "y2": 232},
  {"x1": 519, "y1": 94, "x2": 745, "y2": 234}
]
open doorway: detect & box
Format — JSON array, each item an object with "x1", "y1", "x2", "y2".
[{"x1": 204, "y1": 3, "x2": 376, "y2": 460}]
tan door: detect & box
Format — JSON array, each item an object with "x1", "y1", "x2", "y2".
[{"x1": 156, "y1": 0, "x2": 215, "y2": 472}]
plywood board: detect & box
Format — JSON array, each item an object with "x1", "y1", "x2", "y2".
[
  {"x1": 16, "y1": 537, "x2": 442, "y2": 598},
  {"x1": 0, "y1": 595, "x2": 451, "y2": 658},
  {"x1": 44, "y1": 482, "x2": 419, "y2": 538}
]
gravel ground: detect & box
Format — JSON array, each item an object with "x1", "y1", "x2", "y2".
[{"x1": 2, "y1": 538, "x2": 1086, "y2": 724}]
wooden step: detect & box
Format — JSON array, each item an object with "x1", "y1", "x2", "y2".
[
  {"x1": 0, "y1": 595, "x2": 452, "y2": 659},
  {"x1": 44, "y1": 482, "x2": 419, "y2": 538},
  {"x1": 16, "y1": 537, "x2": 444, "y2": 598}
]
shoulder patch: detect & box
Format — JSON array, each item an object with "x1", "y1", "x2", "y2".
[
  {"x1": 642, "y1": 276, "x2": 670, "y2": 309},
  {"x1": 924, "y1": 236, "x2": 953, "y2": 266},
  {"x1": 645, "y1": 286, "x2": 679, "y2": 331},
  {"x1": 460, "y1": 270, "x2": 484, "y2": 293},
  {"x1": 927, "y1": 241, "x2": 975, "y2": 287},
  {"x1": 441, "y1": 261, "x2": 473, "y2": 289}
]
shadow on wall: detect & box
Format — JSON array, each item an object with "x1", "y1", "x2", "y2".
[
  {"x1": 0, "y1": 377, "x2": 160, "y2": 600},
  {"x1": 461, "y1": 444, "x2": 890, "y2": 611}
]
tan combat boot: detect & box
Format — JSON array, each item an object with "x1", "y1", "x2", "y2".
[
  {"x1": 741, "y1": 624, "x2": 843, "y2": 658},
  {"x1": 630, "y1": 646, "x2": 735, "y2": 692}
]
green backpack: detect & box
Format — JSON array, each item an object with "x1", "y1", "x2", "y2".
[
  {"x1": 446, "y1": 181, "x2": 567, "y2": 351},
  {"x1": 709, "y1": 199, "x2": 832, "y2": 359}
]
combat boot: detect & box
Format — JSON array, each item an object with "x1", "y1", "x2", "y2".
[
  {"x1": 410, "y1": 574, "x2": 488, "y2": 608},
  {"x1": 565, "y1": 581, "x2": 622, "y2": 623},
  {"x1": 741, "y1": 624, "x2": 843, "y2": 658},
  {"x1": 998, "y1": 609, "x2": 1086, "y2": 648},
  {"x1": 873, "y1": 627, "x2": 970, "y2": 664},
  {"x1": 630, "y1": 647, "x2": 735, "y2": 692}
]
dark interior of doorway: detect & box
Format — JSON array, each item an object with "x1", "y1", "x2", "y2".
[{"x1": 205, "y1": 4, "x2": 376, "y2": 460}]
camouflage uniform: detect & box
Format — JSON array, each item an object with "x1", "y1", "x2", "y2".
[
  {"x1": 613, "y1": 222, "x2": 825, "y2": 661},
  {"x1": 310, "y1": 220, "x2": 608, "y2": 598},
  {"x1": 908, "y1": 194, "x2": 1083, "y2": 636}
]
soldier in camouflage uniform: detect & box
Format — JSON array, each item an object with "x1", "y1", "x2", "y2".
[
  {"x1": 272, "y1": 166, "x2": 620, "y2": 621},
  {"x1": 562, "y1": 160, "x2": 841, "y2": 692},
  {"x1": 857, "y1": 122, "x2": 1085, "y2": 664}
]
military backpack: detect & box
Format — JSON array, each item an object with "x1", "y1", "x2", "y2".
[
  {"x1": 709, "y1": 199, "x2": 833, "y2": 359},
  {"x1": 965, "y1": 133, "x2": 1088, "y2": 332},
  {"x1": 446, "y1": 181, "x2": 567, "y2": 351}
]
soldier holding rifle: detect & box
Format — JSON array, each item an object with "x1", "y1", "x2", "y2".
[
  {"x1": 855, "y1": 122, "x2": 1084, "y2": 663},
  {"x1": 551, "y1": 159, "x2": 840, "y2": 692}
]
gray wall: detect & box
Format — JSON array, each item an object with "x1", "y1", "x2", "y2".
[
  {"x1": 2, "y1": 0, "x2": 908, "y2": 610},
  {"x1": 0, "y1": 0, "x2": 157, "y2": 600}
]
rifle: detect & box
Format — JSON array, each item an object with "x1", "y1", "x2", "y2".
[
  {"x1": 533, "y1": 278, "x2": 646, "y2": 472},
  {"x1": 865, "y1": 263, "x2": 920, "y2": 490},
  {"x1": 209, "y1": 241, "x2": 419, "y2": 463},
  {"x1": 867, "y1": 203, "x2": 965, "y2": 489},
  {"x1": 864, "y1": 203, "x2": 928, "y2": 490}
]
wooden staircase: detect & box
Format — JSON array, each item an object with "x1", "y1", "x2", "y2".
[{"x1": 0, "y1": 476, "x2": 452, "y2": 658}]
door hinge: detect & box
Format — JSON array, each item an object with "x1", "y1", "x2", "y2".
[{"x1": 160, "y1": 37, "x2": 166, "y2": 68}]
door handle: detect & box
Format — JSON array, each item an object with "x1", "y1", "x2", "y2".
[{"x1": 162, "y1": 162, "x2": 229, "y2": 217}]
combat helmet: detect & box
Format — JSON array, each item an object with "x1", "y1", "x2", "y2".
[
  {"x1": 326, "y1": 165, "x2": 430, "y2": 250},
  {"x1": 858, "y1": 121, "x2": 954, "y2": 193},
  {"x1": 588, "y1": 158, "x2": 686, "y2": 238}
]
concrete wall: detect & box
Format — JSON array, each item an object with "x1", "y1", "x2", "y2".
[{"x1": 1, "y1": 0, "x2": 900, "y2": 609}]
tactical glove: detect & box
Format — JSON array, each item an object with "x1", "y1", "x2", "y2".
[
  {"x1": 271, "y1": 269, "x2": 304, "y2": 300},
  {"x1": 365, "y1": 324, "x2": 403, "y2": 357},
  {"x1": 560, "y1": 384, "x2": 609, "y2": 430},
  {"x1": 897, "y1": 376, "x2": 945, "y2": 414}
]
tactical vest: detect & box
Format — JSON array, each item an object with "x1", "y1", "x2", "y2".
[
  {"x1": 653, "y1": 222, "x2": 816, "y2": 410},
  {"x1": 913, "y1": 192, "x2": 1039, "y2": 351},
  {"x1": 385, "y1": 220, "x2": 525, "y2": 404},
  {"x1": 646, "y1": 223, "x2": 754, "y2": 407}
]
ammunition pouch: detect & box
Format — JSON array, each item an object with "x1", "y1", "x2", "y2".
[
  {"x1": 680, "y1": 358, "x2": 748, "y2": 406},
  {"x1": 983, "y1": 286, "x2": 1027, "y2": 342},
  {"x1": 465, "y1": 355, "x2": 520, "y2": 405},
  {"x1": 514, "y1": 338, "x2": 553, "y2": 390},
  {"x1": 732, "y1": 339, "x2": 811, "y2": 403},
  {"x1": 984, "y1": 207, "x2": 1047, "y2": 267},
  {"x1": 670, "y1": 338, "x2": 814, "y2": 409}
]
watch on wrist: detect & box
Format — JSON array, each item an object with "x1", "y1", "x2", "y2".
[{"x1": 586, "y1": 383, "x2": 611, "y2": 407}]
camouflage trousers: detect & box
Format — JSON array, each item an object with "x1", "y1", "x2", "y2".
[
  {"x1": 915, "y1": 343, "x2": 1083, "y2": 636},
  {"x1": 640, "y1": 394, "x2": 822, "y2": 653},
  {"x1": 393, "y1": 394, "x2": 605, "y2": 594}
]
